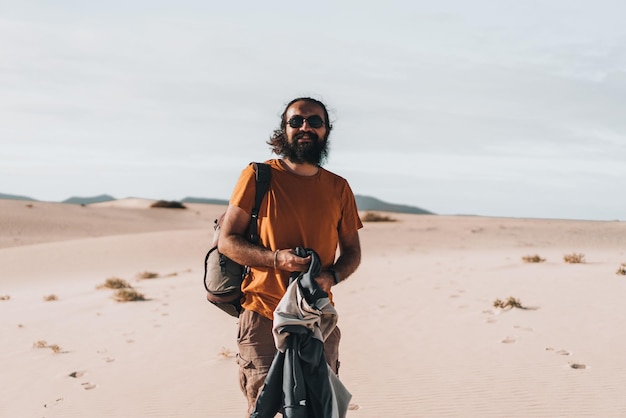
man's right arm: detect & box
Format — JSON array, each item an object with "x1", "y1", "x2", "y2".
[{"x1": 217, "y1": 205, "x2": 310, "y2": 272}]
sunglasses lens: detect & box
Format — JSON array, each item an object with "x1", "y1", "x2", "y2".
[
  {"x1": 288, "y1": 116, "x2": 304, "y2": 128},
  {"x1": 307, "y1": 115, "x2": 324, "y2": 128}
]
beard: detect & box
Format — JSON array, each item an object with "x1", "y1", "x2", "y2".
[{"x1": 283, "y1": 132, "x2": 329, "y2": 166}]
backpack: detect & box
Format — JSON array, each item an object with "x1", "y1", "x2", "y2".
[{"x1": 203, "y1": 162, "x2": 271, "y2": 317}]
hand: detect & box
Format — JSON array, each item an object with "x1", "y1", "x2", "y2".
[
  {"x1": 275, "y1": 249, "x2": 311, "y2": 272},
  {"x1": 315, "y1": 271, "x2": 335, "y2": 293}
]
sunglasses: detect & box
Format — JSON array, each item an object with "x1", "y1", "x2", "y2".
[{"x1": 287, "y1": 115, "x2": 325, "y2": 129}]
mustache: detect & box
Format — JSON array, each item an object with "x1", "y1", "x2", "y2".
[{"x1": 294, "y1": 132, "x2": 319, "y2": 142}]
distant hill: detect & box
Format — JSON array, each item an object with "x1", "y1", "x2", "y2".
[
  {"x1": 0, "y1": 192, "x2": 37, "y2": 201},
  {"x1": 181, "y1": 197, "x2": 229, "y2": 205},
  {"x1": 181, "y1": 195, "x2": 433, "y2": 215},
  {"x1": 355, "y1": 195, "x2": 434, "y2": 215},
  {"x1": 62, "y1": 194, "x2": 116, "y2": 205},
  {"x1": 2, "y1": 191, "x2": 431, "y2": 215}
]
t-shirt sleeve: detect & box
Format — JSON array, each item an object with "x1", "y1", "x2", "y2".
[
  {"x1": 229, "y1": 164, "x2": 257, "y2": 215},
  {"x1": 338, "y1": 181, "x2": 363, "y2": 237}
]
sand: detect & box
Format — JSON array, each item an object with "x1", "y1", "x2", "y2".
[{"x1": 1, "y1": 198, "x2": 626, "y2": 417}]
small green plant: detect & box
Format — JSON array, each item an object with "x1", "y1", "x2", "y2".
[
  {"x1": 522, "y1": 254, "x2": 546, "y2": 263},
  {"x1": 493, "y1": 296, "x2": 525, "y2": 310},
  {"x1": 114, "y1": 288, "x2": 146, "y2": 302},
  {"x1": 361, "y1": 212, "x2": 397, "y2": 222},
  {"x1": 616, "y1": 263, "x2": 626, "y2": 275},
  {"x1": 563, "y1": 253, "x2": 585, "y2": 264},
  {"x1": 43, "y1": 294, "x2": 58, "y2": 302},
  {"x1": 138, "y1": 271, "x2": 159, "y2": 279},
  {"x1": 98, "y1": 277, "x2": 132, "y2": 289}
]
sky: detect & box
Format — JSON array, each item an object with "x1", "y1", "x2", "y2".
[{"x1": 2, "y1": 0, "x2": 625, "y2": 221}]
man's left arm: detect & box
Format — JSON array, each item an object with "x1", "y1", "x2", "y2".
[{"x1": 316, "y1": 230, "x2": 361, "y2": 292}]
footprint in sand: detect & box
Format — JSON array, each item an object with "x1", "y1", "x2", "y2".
[
  {"x1": 501, "y1": 336, "x2": 518, "y2": 344},
  {"x1": 81, "y1": 382, "x2": 97, "y2": 390},
  {"x1": 513, "y1": 325, "x2": 533, "y2": 332},
  {"x1": 545, "y1": 347, "x2": 571, "y2": 356},
  {"x1": 483, "y1": 310, "x2": 498, "y2": 323},
  {"x1": 44, "y1": 397, "x2": 64, "y2": 408},
  {"x1": 68, "y1": 370, "x2": 86, "y2": 378},
  {"x1": 569, "y1": 362, "x2": 587, "y2": 370}
]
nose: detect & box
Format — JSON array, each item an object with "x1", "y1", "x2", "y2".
[{"x1": 299, "y1": 119, "x2": 314, "y2": 131}]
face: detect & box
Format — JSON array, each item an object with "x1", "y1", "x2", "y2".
[{"x1": 283, "y1": 101, "x2": 329, "y2": 165}]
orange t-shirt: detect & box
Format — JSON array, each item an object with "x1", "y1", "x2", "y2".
[{"x1": 229, "y1": 159, "x2": 363, "y2": 319}]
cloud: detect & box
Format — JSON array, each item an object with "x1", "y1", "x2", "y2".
[{"x1": 1, "y1": 1, "x2": 625, "y2": 219}]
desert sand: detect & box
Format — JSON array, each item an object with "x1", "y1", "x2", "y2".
[{"x1": 1, "y1": 198, "x2": 626, "y2": 417}]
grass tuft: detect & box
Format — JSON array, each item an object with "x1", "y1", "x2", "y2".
[
  {"x1": 218, "y1": 347, "x2": 237, "y2": 359},
  {"x1": 493, "y1": 296, "x2": 525, "y2": 310},
  {"x1": 114, "y1": 288, "x2": 146, "y2": 302},
  {"x1": 522, "y1": 254, "x2": 546, "y2": 263},
  {"x1": 361, "y1": 212, "x2": 397, "y2": 222},
  {"x1": 563, "y1": 253, "x2": 585, "y2": 264},
  {"x1": 98, "y1": 277, "x2": 132, "y2": 289},
  {"x1": 33, "y1": 340, "x2": 48, "y2": 348},
  {"x1": 138, "y1": 271, "x2": 159, "y2": 279},
  {"x1": 616, "y1": 263, "x2": 626, "y2": 276},
  {"x1": 48, "y1": 344, "x2": 62, "y2": 353},
  {"x1": 150, "y1": 200, "x2": 187, "y2": 209},
  {"x1": 33, "y1": 340, "x2": 62, "y2": 353}
]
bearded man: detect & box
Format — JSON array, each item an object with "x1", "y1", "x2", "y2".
[{"x1": 218, "y1": 97, "x2": 363, "y2": 415}]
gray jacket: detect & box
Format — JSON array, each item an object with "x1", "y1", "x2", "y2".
[{"x1": 250, "y1": 248, "x2": 351, "y2": 418}]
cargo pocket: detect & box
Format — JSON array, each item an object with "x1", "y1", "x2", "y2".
[{"x1": 236, "y1": 349, "x2": 273, "y2": 408}]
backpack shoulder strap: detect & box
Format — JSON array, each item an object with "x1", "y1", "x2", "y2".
[{"x1": 248, "y1": 162, "x2": 271, "y2": 243}]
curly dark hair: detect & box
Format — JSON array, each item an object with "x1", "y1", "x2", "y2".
[{"x1": 266, "y1": 97, "x2": 333, "y2": 157}]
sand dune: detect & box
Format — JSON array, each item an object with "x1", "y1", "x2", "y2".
[{"x1": 1, "y1": 199, "x2": 626, "y2": 417}]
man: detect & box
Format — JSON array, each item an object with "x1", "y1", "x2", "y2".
[{"x1": 218, "y1": 97, "x2": 362, "y2": 414}]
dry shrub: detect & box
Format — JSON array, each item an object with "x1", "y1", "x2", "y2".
[
  {"x1": 98, "y1": 277, "x2": 132, "y2": 289},
  {"x1": 563, "y1": 253, "x2": 585, "y2": 264},
  {"x1": 218, "y1": 347, "x2": 237, "y2": 359},
  {"x1": 361, "y1": 212, "x2": 397, "y2": 222},
  {"x1": 522, "y1": 254, "x2": 546, "y2": 263},
  {"x1": 43, "y1": 294, "x2": 58, "y2": 302},
  {"x1": 493, "y1": 296, "x2": 525, "y2": 310},
  {"x1": 150, "y1": 200, "x2": 187, "y2": 209},
  {"x1": 33, "y1": 340, "x2": 48, "y2": 348},
  {"x1": 616, "y1": 263, "x2": 626, "y2": 276},
  {"x1": 114, "y1": 288, "x2": 146, "y2": 302},
  {"x1": 48, "y1": 344, "x2": 62, "y2": 353},
  {"x1": 33, "y1": 340, "x2": 62, "y2": 353},
  {"x1": 138, "y1": 271, "x2": 159, "y2": 279},
  {"x1": 0, "y1": 295, "x2": 10, "y2": 301}
]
